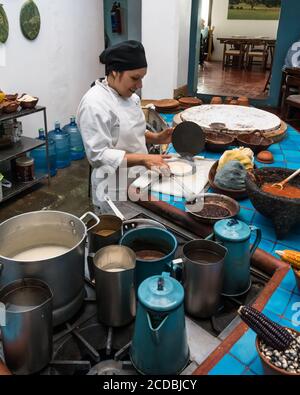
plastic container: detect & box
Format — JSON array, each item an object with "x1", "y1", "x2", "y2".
[
  {"x1": 63, "y1": 116, "x2": 85, "y2": 161},
  {"x1": 49, "y1": 122, "x2": 71, "y2": 169},
  {"x1": 30, "y1": 129, "x2": 57, "y2": 177}
]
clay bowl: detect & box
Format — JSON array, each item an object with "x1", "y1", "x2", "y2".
[
  {"x1": 185, "y1": 193, "x2": 240, "y2": 224},
  {"x1": 245, "y1": 167, "x2": 300, "y2": 239},
  {"x1": 293, "y1": 268, "x2": 300, "y2": 290},
  {"x1": 208, "y1": 160, "x2": 249, "y2": 200},
  {"x1": 256, "y1": 328, "x2": 300, "y2": 375},
  {"x1": 5, "y1": 93, "x2": 18, "y2": 101},
  {"x1": 18, "y1": 96, "x2": 39, "y2": 109},
  {"x1": 1, "y1": 101, "x2": 19, "y2": 114},
  {"x1": 205, "y1": 132, "x2": 236, "y2": 152},
  {"x1": 237, "y1": 132, "x2": 273, "y2": 154}
]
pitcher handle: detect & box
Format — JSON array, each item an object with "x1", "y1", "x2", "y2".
[
  {"x1": 80, "y1": 212, "x2": 100, "y2": 232},
  {"x1": 205, "y1": 232, "x2": 214, "y2": 241},
  {"x1": 170, "y1": 258, "x2": 183, "y2": 282},
  {"x1": 249, "y1": 225, "x2": 262, "y2": 257},
  {"x1": 147, "y1": 312, "x2": 169, "y2": 346},
  {"x1": 0, "y1": 301, "x2": 6, "y2": 327}
]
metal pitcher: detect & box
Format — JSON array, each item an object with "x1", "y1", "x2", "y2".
[
  {"x1": 0, "y1": 278, "x2": 53, "y2": 375},
  {"x1": 93, "y1": 245, "x2": 136, "y2": 327},
  {"x1": 181, "y1": 239, "x2": 227, "y2": 318},
  {"x1": 211, "y1": 219, "x2": 262, "y2": 297}
]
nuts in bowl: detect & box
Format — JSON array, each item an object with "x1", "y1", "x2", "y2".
[{"x1": 17, "y1": 94, "x2": 39, "y2": 109}]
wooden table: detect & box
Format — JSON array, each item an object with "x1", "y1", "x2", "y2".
[{"x1": 217, "y1": 36, "x2": 276, "y2": 45}]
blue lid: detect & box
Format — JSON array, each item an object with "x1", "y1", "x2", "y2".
[
  {"x1": 138, "y1": 272, "x2": 184, "y2": 312},
  {"x1": 214, "y1": 218, "x2": 251, "y2": 242}
]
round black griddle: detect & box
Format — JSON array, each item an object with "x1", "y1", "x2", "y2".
[{"x1": 172, "y1": 121, "x2": 206, "y2": 159}]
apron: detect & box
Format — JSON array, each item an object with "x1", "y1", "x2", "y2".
[{"x1": 92, "y1": 80, "x2": 147, "y2": 212}]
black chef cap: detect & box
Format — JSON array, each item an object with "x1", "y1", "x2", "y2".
[{"x1": 100, "y1": 40, "x2": 147, "y2": 74}]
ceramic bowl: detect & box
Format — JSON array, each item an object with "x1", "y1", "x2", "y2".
[
  {"x1": 208, "y1": 160, "x2": 249, "y2": 200},
  {"x1": 18, "y1": 96, "x2": 39, "y2": 109},
  {"x1": 256, "y1": 327, "x2": 300, "y2": 375},
  {"x1": 245, "y1": 167, "x2": 300, "y2": 239},
  {"x1": 1, "y1": 101, "x2": 19, "y2": 114},
  {"x1": 237, "y1": 132, "x2": 273, "y2": 154},
  {"x1": 205, "y1": 132, "x2": 236, "y2": 152}
]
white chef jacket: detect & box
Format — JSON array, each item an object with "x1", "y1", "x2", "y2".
[{"x1": 77, "y1": 79, "x2": 147, "y2": 209}]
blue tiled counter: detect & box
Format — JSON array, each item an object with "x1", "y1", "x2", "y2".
[{"x1": 159, "y1": 114, "x2": 300, "y2": 375}]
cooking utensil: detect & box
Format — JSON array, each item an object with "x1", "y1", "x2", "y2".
[
  {"x1": 271, "y1": 168, "x2": 300, "y2": 190},
  {"x1": 0, "y1": 210, "x2": 99, "y2": 326},
  {"x1": 185, "y1": 193, "x2": 240, "y2": 224},
  {"x1": 181, "y1": 239, "x2": 227, "y2": 318},
  {"x1": 130, "y1": 272, "x2": 189, "y2": 375},
  {"x1": 0, "y1": 278, "x2": 53, "y2": 375},
  {"x1": 207, "y1": 218, "x2": 262, "y2": 296},
  {"x1": 172, "y1": 121, "x2": 205, "y2": 163},
  {"x1": 93, "y1": 245, "x2": 136, "y2": 327}
]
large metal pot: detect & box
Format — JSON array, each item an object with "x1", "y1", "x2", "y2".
[{"x1": 0, "y1": 210, "x2": 99, "y2": 326}]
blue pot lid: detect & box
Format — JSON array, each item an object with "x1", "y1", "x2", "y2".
[
  {"x1": 214, "y1": 218, "x2": 251, "y2": 242},
  {"x1": 138, "y1": 272, "x2": 184, "y2": 312}
]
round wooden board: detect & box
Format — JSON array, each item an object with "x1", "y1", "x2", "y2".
[
  {"x1": 178, "y1": 97, "x2": 203, "y2": 106},
  {"x1": 154, "y1": 99, "x2": 179, "y2": 110}
]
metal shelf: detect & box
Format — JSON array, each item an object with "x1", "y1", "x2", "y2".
[
  {"x1": 1, "y1": 173, "x2": 48, "y2": 203},
  {"x1": 0, "y1": 136, "x2": 46, "y2": 162},
  {"x1": 0, "y1": 106, "x2": 46, "y2": 122},
  {"x1": 0, "y1": 105, "x2": 50, "y2": 204}
]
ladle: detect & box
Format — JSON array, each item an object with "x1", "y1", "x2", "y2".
[{"x1": 271, "y1": 168, "x2": 300, "y2": 190}]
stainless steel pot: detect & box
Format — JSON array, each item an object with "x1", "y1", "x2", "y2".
[
  {"x1": 93, "y1": 245, "x2": 136, "y2": 327},
  {"x1": 0, "y1": 210, "x2": 99, "y2": 326},
  {"x1": 0, "y1": 278, "x2": 53, "y2": 375}
]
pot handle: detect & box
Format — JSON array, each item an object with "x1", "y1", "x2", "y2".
[
  {"x1": 122, "y1": 218, "x2": 166, "y2": 234},
  {"x1": 170, "y1": 258, "x2": 184, "y2": 282},
  {"x1": 0, "y1": 302, "x2": 6, "y2": 327},
  {"x1": 249, "y1": 225, "x2": 262, "y2": 257},
  {"x1": 0, "y1": 263, "x2": 3, "y2": 275},
  {"x1": 80, "y1": 212, "x2": 100, "y2": 232}
]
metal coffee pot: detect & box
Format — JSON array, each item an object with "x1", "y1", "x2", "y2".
[
  {"x1": 130, "y1": 272, "x2": 189, "y2": 375},
  {"x1": 208, "y1": 219, "x2": 261, "y2": 296}
]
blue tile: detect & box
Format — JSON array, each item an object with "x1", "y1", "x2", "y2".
[
  {"x1": 264, "y1": 287, "x2": 292, "y2": 316},
  {"x1": 277, "y1": 233, "x2": 300, "y2": 251},
  {"x1": 284, "y1": 293, "x2": 300, "y2": 322},
  {"x1": 280, "y1": 316, "x2": 300, "y2": 331},
  {"x1": 252, "y1": 212, "x2": 274, "y2": 228},
  {"x1": 278, "y1": 268, "x2": 297, "y2": 293},
  {"x1": 240, "y1": 198, "x2": 255, "y2": 210},
  {"x1": 286, "y1": 162, "x2": 300, "y2": 170},
  {"x1": 237, "y1": 208, "x2": 254, "y2": 224},
  {"x1": 257, "y1": 225, "x2": 277, "y2": 242},
  {"x1": 284, "y1": 152, "x2": 300, "y2": 162},
  {"x1": 256, "y1": 239, "x2": 275, "y2": 254},
  {"x1": 273, "y1": 154, "x2": 285, "y2": 162},
  {"x1": 249, "y1": 356, "x2": 264, "y2": 375},
  {"x1": 204, "y1": 152, "x2": 220, "y2": 160},
  {"x1": 262, "y1": 308, "x2": 282, "y2": 323},
  {"x1": 230, "y1": 329, "x2": 258, "y2": 366},
  {"x1": 208, "y1": 354, "x2": 246, "y2": 375},
  {"x1": 243, "y1": 368, "x2": 257, "y2": 375},
  {"x1": 269, "y1": 145, "x2": 282, "y2": 154}
]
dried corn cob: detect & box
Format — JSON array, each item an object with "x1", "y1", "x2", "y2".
[
  {"x1": 275, "y1": 250, "x2": 300, "y2": 270},
  {"x1": 238, "y1": 305, "x2": 294, "y2": 351}
]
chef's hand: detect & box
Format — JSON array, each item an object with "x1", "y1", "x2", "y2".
[
  {"x1": 143, "y1": 154, "x2": 171, "y2": 175},
  {"x1": 155, "y1": 128, "x2": 174, "y2": 145}
]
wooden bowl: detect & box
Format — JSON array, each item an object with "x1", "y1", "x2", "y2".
[
  {"x1": 205, "y1": 132, "x2": 236, "y2": 152},
  {"x1": 208, "y1": 160, "x2": 249, "y2": 200},
  {"x1": 245, "y1": 167, "x2": 300, "y2": 239},
  {"x1": 18, "y1": 97, "x2": 39, "y2": 109},
  {"x1": 178, "y1": 97, "x2": 203, "y2": 107},
  {"x1": 5, "y1": 93, "x2": 18, "y2": 101},
  {"x1": 256, "y1": 328, "x2": 300, "y2": 375},
  {"x1": 237, "y1": 132, "x2": 273, "y2": 154},
  {"x1": 210, "y1": 96, "x2": 223, "y2": 104},
  {"x1": 1, "y1": 101, "x2": 19, "y2": 113}
]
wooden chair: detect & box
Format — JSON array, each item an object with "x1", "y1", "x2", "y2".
[
  {"x1": 245, "y1": 40, "x2": 268, "y2": 70},
  {"x1": 222, "y1": 40, "x2": 245, "y2": 70},
  {"x1": 282, "y1": 75, "x2": 300, "y2": 121},
  {"x1": 280, "y1": 68, "x2": 300, "y2": 114}
]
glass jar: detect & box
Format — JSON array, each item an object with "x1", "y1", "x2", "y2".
[{"x1": 15, "y1": 156, "x2": 35, "y2": 182}]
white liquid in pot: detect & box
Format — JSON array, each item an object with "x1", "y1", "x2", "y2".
[{"x1": 12, "y1": 245, "x2": 70, "y2": 261}]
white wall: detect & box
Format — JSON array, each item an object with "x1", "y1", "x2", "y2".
[
  {"x1": 0, "y1": 0, "x2": 104, "y2": 137},
  {"x1": 141, "y1": 0, "x2": 191, "y2": 99},
  {"x1": 211, "y1": 0, "x2": 279, "y2": 61}
]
